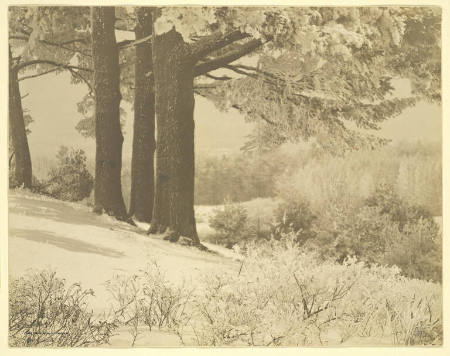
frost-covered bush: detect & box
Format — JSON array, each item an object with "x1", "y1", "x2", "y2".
[
  {"x1": 190, "y1": 236, "x2": 442, "y2": 346},
  {"x1": 276, "y1": 143, "x2": 442, "y2": 216},
  {"x1": 385, "y1": 218, "x2": 442, "y2": 282},
  {"x1": 43, "y1": 146, "x2": 93, "y2": 202},
  {"x1": 275, "y1": 178, "x2": 441, "y2": 282},
  {"x1": 84, "y1": 238, "x2": 442, "y2": 347},
  {"x1": 314, "y1": 203, "x2": 400, "y2": 264},
  {"x1": 9, "y1": 270, "x2": 117, "y2": 347},
  {"x1": 271, "y1": 199, "x2": 316, "y2": 245},
  {"x1": 105, "y1": 262, "x2": 194, "y2": 346},
  {"x1": 313, "y1": 200, "x2": 441, "y2": 282},
  {"x1": 208, "y1": 201, "x2": 249, "y2": 248},
  {"x1": 365, "y1": 183, "x2": 434, "y2": 229},
  {"x1": 364, "y1": 184, "x2": 441, "y2": 281}
]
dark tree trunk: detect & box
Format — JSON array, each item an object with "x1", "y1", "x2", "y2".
[
  {"x1": 129, "y1": 7, "x2": 155, "y2": 222},
  {"x1": 149, "y1": 29, "x2": 199, "y2": 245},
  {"x1": 91, "y1": 7, "x2": 128, "y2": 220},
  {"x1": 9, "y1": 49, "x2": 32, "y2": 188}
]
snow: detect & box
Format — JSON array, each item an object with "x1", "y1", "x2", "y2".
[
  {"x1": 8, "y1": 190, "x2": 240, "y2": 317},
  {"x1": 7, "y1": 190, "x2": 437, "y2": 347}
]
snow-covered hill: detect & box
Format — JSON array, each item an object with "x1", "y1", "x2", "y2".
[{"x1": 8, "y1": 190, "x2": 240, "y2": 316}]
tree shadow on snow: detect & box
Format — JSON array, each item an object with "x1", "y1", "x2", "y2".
[
  {"x1": 9, "y1": 194, "x2": 137, "y2": 233},
  {"x1": 10, "y1": 228, "x2": 125, "y2": 258}
]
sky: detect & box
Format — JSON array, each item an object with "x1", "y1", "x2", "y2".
[{"x1": 20, "y1": 71, "x2": 256, "y2": 162}]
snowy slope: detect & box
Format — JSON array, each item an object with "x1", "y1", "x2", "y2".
[{"x1": 8, "y1": 190, "x2": 240, "y2": 316}]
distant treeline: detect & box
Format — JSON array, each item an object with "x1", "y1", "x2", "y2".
[
  {"x1": 194, "y1": 141, "x2": 442, "y2": 215},
  {"x1": 30, "y1": 140, "x2": 442, "y2": 217}
]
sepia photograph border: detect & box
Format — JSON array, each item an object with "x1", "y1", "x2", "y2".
[{"x1": 0, "y1": 0, "x2": 448, "y2": 355}]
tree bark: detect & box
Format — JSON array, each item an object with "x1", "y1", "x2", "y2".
[
  {"x1": 91, "y1": 7, "x2": 128, "y2": 220},
  {"x1": 9, "y1": 48, "x2": 32, "y2": 188},
  {"x1": 129, "y1": 7, "x2": 155, "y2": 222},
  {"x1": 149, "y1": 29, "x2": 199, "y2": 244}
]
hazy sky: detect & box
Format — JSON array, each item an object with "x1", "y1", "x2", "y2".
[{"x1": 20, "y1": 70, "x2": 441, "y2": 167}]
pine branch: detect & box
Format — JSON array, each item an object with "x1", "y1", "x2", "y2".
[
  {"x1": 223, "y1": 64, "x2": 258, "y2": 79},
  {"x1": 9, "y1": 34, "x2": 88, "y2": 47},
  {"x1": 70, "y1": 70, "x2": 93, "y2": 95},
  {"x1": 194, "y1": 38, "x2": 266, "y2": 77},
  {"x1": 204, "y1": 73, "x2": 233, "y2": 81},
  {"x1": 15, "y1": 59, "x2": 93, "y2": 93},
  {"x1": 189, "y1": 29, "x2": 250, "y2": 61},
  {"x1": 228, "y1": 64, "x2": 278, "y2": 80},
  {"x1": 10, "y1": 34, "x2": 92, "y2": 57},
  {"x1": 115, "y1": 24, "x2": 136, "y2": 32},
  {"x1": 224, "y1": 64, "x2": 320, "y2": 102},
  {"x1": 42, "y1": 38, "x2": 88, "y2": 46},
  {"x1": 118, "y1": 33, "x2": 153, "y2": 49},
  {"x1": 194, "y1": 82, "x2": 278, "y2": 127},
  {"x1": 9, "y1": 34, "x2": 29, "y2": 41},
  {"x1": 231, "y1": 104, "x2": 277, "y2": 126},
  {"x1": 14, "y1": 59, "x2": 92, "y2": 73},
  {"x1": 19, "y1": 68, "x2": 60, "y2": 81},
  {"x1": 42, "y1": 42, "x2": 92, "y2": 58},
  {"x1": 194, "y1": 83, "x2": 224, "y2": 90}
]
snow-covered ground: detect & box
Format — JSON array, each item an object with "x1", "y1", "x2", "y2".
[
  {"x1": 8, "y1": 190, "x2": 241, "y2": 318},
  {"x1": 7, "y1": 190, "x2": 442, "y2": 347}
]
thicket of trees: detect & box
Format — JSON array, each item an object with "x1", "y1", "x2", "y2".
[
  {"x1": 8, "y1": 6, "x2": 441, "y2": 247},
  {"x1": 204, "y1": 147, "x2": 442, "y2": 281},
  {"x1": 195, "y1": 151, "x2": 287, "y2": 205},
  {"x1": 195, "y1": 142, "x2": 442, "y2": 214}
]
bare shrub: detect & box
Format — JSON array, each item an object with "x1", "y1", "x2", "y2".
[
  {"x1": 105, "y1": 262, "x2": 194, "y2": 346},
  {"x1": 9, "y1": 269, "x2": 117, "y2": 347}
]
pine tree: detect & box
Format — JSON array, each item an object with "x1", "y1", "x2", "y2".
[
  {"x1": 8, "y1": 6, "x2": 91, "y2": 188},
  {"x1": 148, "y1": 7, "x2": 441, "y2": 245}
]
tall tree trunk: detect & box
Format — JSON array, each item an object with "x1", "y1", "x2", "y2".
[
  {"x1": 91, "y1": 7, "x2": 127, "y2": 220},
  {"x1": 149, "y1": 29, "x2": 199, "y2": 245},
  {"x1": 129, "y1": 7, "x2": 155, "y2": 222},
  {"x1": 9, "y1": 49, "x2": 32, "y2": 188}
]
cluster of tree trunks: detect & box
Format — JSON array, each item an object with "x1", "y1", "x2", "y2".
[
  {"x1": 89, "y1": 7, "x2": 199, "y2": 242},
  {"x1": 8, "y1": 6, "x2": 263, "y2": 248},
  {"x1": 8, "y1": 6, "x2": 258, "y2": 247},
  {"x1": 8, "y1": 7, "x2": 255, "y2": 246}
]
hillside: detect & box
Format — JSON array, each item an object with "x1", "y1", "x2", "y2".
[
  {"x1": 8, "y1": 190, "x2": 240, "y2": 312},
  {"x1": 8, "y1": 189, "x2": 443, "y2": 347}
]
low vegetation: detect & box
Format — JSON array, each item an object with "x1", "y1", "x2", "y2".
[
  {"x1": 208, "y1": 201, "x2": 249, "y2": 248},
  {"x1": 32, "y1": 146, "x2": 94, "y2": 202},
  {"x1": 105, "y1": 262, "x2": 194, "y2": 346},
  {"x1": 205, "y1": 142, "x2": 442, "y2": 283},
  {"x1": 191, "y1": 237, "x2": 442, "y2": 346},
  {"x1": 9, "y1": 270, "x2": 117, "y2": 347},
  {"x1": 10, "y1": 140, "x2": 442, "y2": 346},
  {"x1": 10, "y1": 241, "x2": 442, "y2": 347}
]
